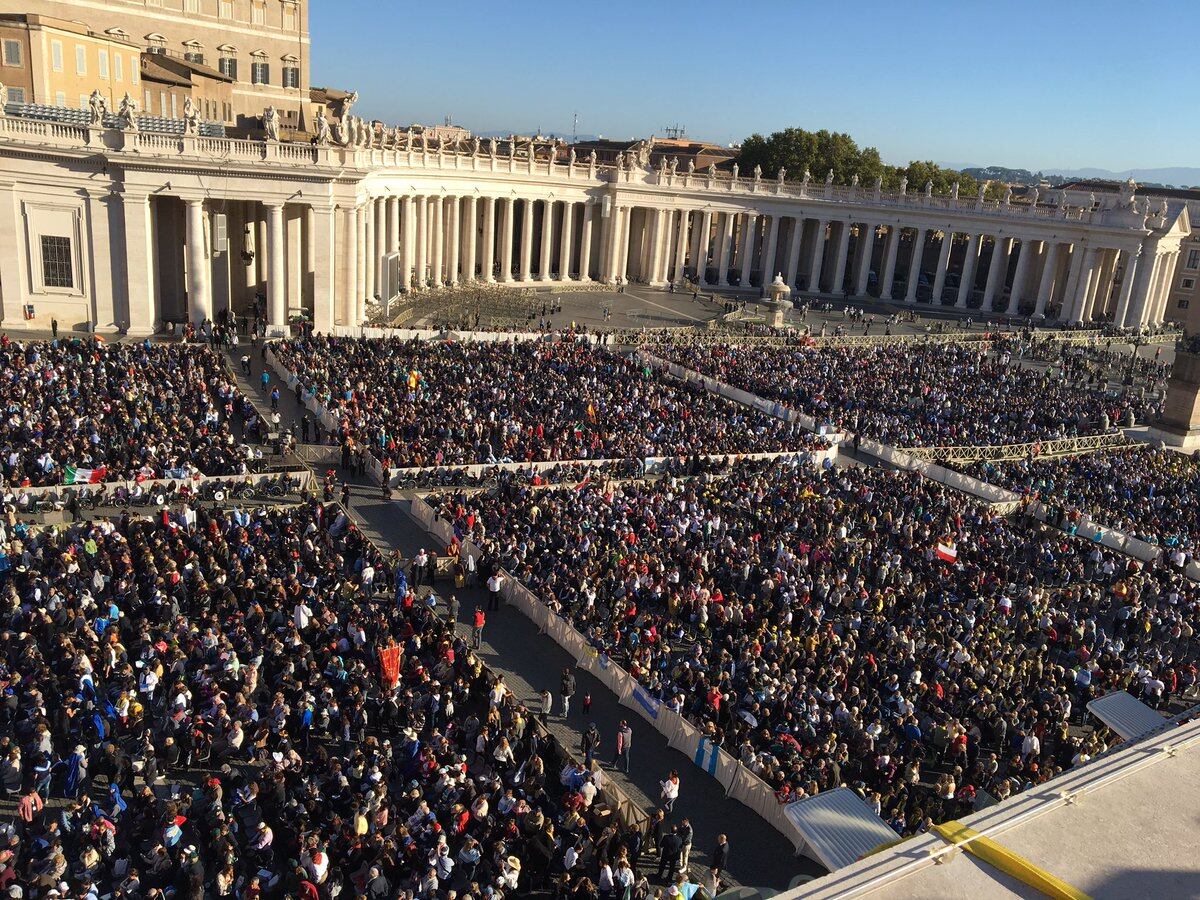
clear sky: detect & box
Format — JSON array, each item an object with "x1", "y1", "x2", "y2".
[{"x1": 311, "y1": 0, "x2": 1193, "y2": 173}]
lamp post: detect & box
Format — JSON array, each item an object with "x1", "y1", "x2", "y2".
[{"x1": 1125, "y1": 328, "x2": 1148, "y2": 386}]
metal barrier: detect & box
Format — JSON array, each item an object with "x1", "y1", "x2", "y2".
[{"x1": 903, "y1": 431, "x2": 1133, "y2": 465}]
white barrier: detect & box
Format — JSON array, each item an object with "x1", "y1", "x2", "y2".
[
  {"x1": 410, "y1": 495, "x2": 811, "y2": 856},
  {"x1": 1025, "y1": 500, "x2": 1166, "y2": 565},
  {"x1": 852, "y1": 438, "x2": 1023, "y2": 507},
  {"x1": 329, "y1": 326, "x2": 601, "y2": 344}
]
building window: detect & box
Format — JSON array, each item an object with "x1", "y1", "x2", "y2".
[
  {"x1": 251, "y1": 60, "x2": 269, "y2": 84},
  {"x1": 5, "y1": 86, "x2": 23, "y2": 104},
  {"x1": 220, "y1": 0, "x2": 233, "y2": 17},
  {"x1": 252, "y1": 2, "x2": 265, "y2": 25},
  {"x1": 219, "y1": 56, "x2": 237, "y2": 79},
  {"x1": 159, "y1": 90, "x2": 167, "y2": 115},
  {"x1": 1182, "y1": 277, "x2": 1196, "y2": 290},
  {"x1": 170, "y1": 93, "x2": 178, "y2": 117},
  {"x1": 282, "y1": 3, "x2": 296, "y2": 30},
  {"x1": 282, "y1": 65, "x2": 299, "y2": 88},
  {"x1": 146, "y1": 35, "x2": 166, "y2": 54},
  {"x1": 130, "y1": 56, "x2": 138, "y2": 83},
  {"x1": 75, "y1": 45, "x2": 86, "y2": 76},
  {"x1": 1187, "y1": 249, "x2": 1200, "y2": 270},
  {"x1": 77, "y1": 93, "x2": 86, "y2": 109},
  {"x1": 144, "y1": 88, "x2": 152, "y2": 113},
  {"x1": 51, "y1": 40, "x2": 62, "y2": 71},
  {"x1": 114, "y1": 53, "x2": 122, "y2": 81},
  {"x1": 98, "y1": 49, "x2": 109, "y2": 79},
  {"x1": 2, "y1": 40, "x2": 20, "y2": 67},
  {"x1": 184, "y1": 51, "x2": 204, "y2": 64},
  {"x1": 41, "y1": 236, "x2": 74, "y2": 289},
  {"x1": 185, "y1": 0, "x2": 199, "y2": 11},
  {"x1": 1180, "y1": 299, "x2": 1191, "y2": 310}
]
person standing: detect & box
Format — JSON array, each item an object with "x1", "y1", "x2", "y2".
[
  {"x1": 50, "y1": 318, "x2": 58, "y2": 339},
  {"x1": 486, "y1": 570, "x2": 504, "y2": 611},
  {"x1": 559, "y1": 666, "x2": 576, "y2": 717},
  {"x1": 659, "y1": 770, "x2": 680, "y2": 816},
  {"x1": 581, "y1": 723, "x2": 600, "y2": 769},
  {"x1": 711, "y1": 834, "x2": 729, "y2": 879},
  {"x1": 614, "y1": 720, "x2": 632, "y2": 773},
  {"x1": 472, "y1": 605, "x2": 485, "y2": 649},
  {"x1": 657, "y1": 826, "x2": 682, "y2": 884},
  {"x1": 447, "y1": 594, "x2": 460, "y2": 630},
  {"x1": 677, "y1": 818, "x2": 693, "y2": 874}
]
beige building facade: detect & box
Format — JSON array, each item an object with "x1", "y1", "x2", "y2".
[{"x1": 12, "y1": 0, "x2": 311, "y2": 131}]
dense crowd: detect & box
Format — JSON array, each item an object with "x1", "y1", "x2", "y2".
[
  {"x1": 0, "y1": 502, "x2": 598, "y2": 898},
  {"x1": 436, "y1": 459, "x2": 1200, "y2": 836},
  {"x1": 969, "y1": 446, "x2": 1200, "y2": 551},
  {"x1": 271, "y1": 335, "x2": 824, "y2": 470},
  {"x1": 0, "y1": 339, "x2": 259, "y2": 487},
  {"x1": 646, "y1": 339, "x2": 1155, "y2": 447}
]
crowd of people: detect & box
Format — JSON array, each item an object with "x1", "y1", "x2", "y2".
[
  {"x1": 969, "y1": 445, "x2": 1200, "y2": 551},
  {"x1": 646, "y1": 338, "x2": 1156, "y2": 448},
  {"x1": 0, "y1": 500, "x2": 622, "y2": 899},
  {"x1": 270, "y1": 335, "x2": 825, "y2": 471},
  {"x1": 0, "y1": 338, "x2": 261, "y2": 487},
  {"x1": 435, "y1": 458, "x2": 1200, "y2": 837}
]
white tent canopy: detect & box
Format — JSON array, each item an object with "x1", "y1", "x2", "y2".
[
  {"x1": 1087, "y1": 690, "x2": 1169, "y2": 740},
  {"x1": 781, "y1": 787, "x2": 899, "y2": 871}
]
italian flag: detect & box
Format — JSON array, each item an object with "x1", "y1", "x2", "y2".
[
  {"x1": 935, "y1": 541, "x2": 958, "y2": 563},
  {"x1": 575, "y1": 475, "x2": 592, "y2": 493},
  {"x1": 65, "y1": 465, "x2": 107, "y2": 485}
]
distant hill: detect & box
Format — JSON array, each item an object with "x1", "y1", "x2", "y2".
[
  {"x1": 474, "y1": 130, "x2": 603, "y2": 142},
  {"x1": 953, "y1": 163, "x2": 1200, "y2": 190}
]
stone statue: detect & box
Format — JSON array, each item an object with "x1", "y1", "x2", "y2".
[
  {"x1": 777, "y1": 167, "x2": 786, "y2": 184},
  {"x1": 687, "y1": 159, "x2": 695, "y2": 175},
  {"x1": 731, "y1": 163, "x2": 739, "y2": 182},
  {"x1": 802, "y1": 168, "x2": 811, "y2": 185},
  {"x1": 262, "y1": 105, "x2": 280, "y2": 142},
  {"x1": 924, "y1": 180, "x2": 933, "y2": 197},
  {"x1": 88, "y1": 90, "x2": 107, "y2": 126},
  {"x1": 313, "y1": 108, "x2": 332, "y2": 145},
  {"x1": 1118, "y1": 177, "x2": 1137, "y2": 210},
  {"x1": 1029, "y1": 187, "x2": 1040, "y2": 207},
  {"x1": 772, "y1": 272, "x2": 785, "y2": 286},
  {"x1": 825, "y1": 169, "x2": 834, "y2": 185},
  {"x1": 0, "y1": 83, "x2": 6, "y2": 116},
  {"x1": 851, "y1": 174, "x2": 859, "y2": 188},
  {"x1": 657, "y1": 157, "x2": 668, "y2": 177},
  {"x1": 977, "y1": 181, "x2": 988, "y2": 201},
  {"x1": 589, "y1": 150, "x2": 597, "y2": 166},
  {"x1": 339, "y1": 90, "x2": 358, "y2": 120},
  {"x1": 1159, "y1": 198, "x2": 1169, "y2": 217},
  {"x1": 489, "y1": 138, "x2": 497, "y2": 159},
  {"x1": 633, "y1": 138, "x2": 653, "y2": 169},
  {"x1": 899, "y1": 176, "x2": 908, "y2": 195},
  {"x1": 473, "y1": 136, "x2": 481, "y2": 156},
  {"x1": 668, "y1": 157, "x2": 678, "y2": 174},
  {"x1": 707, "y1": 163, "x2": 716, "y2": 187},
  {"x1": 1003, "y1": 185, "x2": 1013, "y2": 205},
  {"x1": 182, "y1": 96, "x2": 199, "y2": 134},
  {"x1": 753, "y1": 164, "x2": 762, "y2": 182},
  {"x1": 116, "y1": 92, "x2": 138, "y2": 131},
  {"x1": 950, "y1": 181, "x2": 959, "y2": 199},
  {"x1": 873, "y1": 176, "x2": 882, "y2": 193},
  {"x1": 407, "y1": 127, "x2": 415, "y2": 149}
]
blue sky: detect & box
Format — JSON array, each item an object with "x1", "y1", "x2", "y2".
[{"x1": 311, "y1": 0, "x2": 1192, "y2": 173}]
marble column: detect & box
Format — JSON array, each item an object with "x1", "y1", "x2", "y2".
[
  {"x1": 446, "y1": 197, "x2": 461, "y2": 285},
  {"x1": 808, "y1": 219, "x2": 828, "y2": 293},
  {"x1": 1006, "y1": 239, "x2": 1033, "y2": 315},
  {"x1": 414, "y1": 196, "x2": 428, "y2": 288},
  {"x1": 578, "y1": 202, "x2": 594, "y2": 282},
  {"x1": 519, "y1": 199, "x2": 534, "y2": 281},
  {"x1": 955, "y1": 233, "x2": 981, "y2": 308},
  {"x1": 355, "y1": 203, "x2": 368, "y2": 304},
  {"x1": 538, "y1": 199, "x2": 554, "y2": 279},
  {"x1": 1125, "y1": 245, "x2": 1156, "y2": 327},
  {"x1": 481, "y1": 197, "x2": 496, "y2": 283},
  {"x1": 364, "y1": 198, "x2": 376, "y2": 303},
  {"x1": 716, "y1": 213, "x2": 735, "y2": 286},
  {"x1": 694, "y1": 210, "x2": 713, "y2": 284},
  {"x1": 342, "y1": 205, "x2": 358, "y2": 324},
  {"x1": 121, "y1": 190, "x2": 156, "y2": 334},
  {"x1": 673, "y1": 210, "x2": 691, "y2": 282},
  {"x1": 430, "y1": 197, "x2": 443, "y2": 287},
  {"x1": 286, "y1": 205, "x2": 302, "y2": 314},
  {"x1": 879, "y1": 226, "x2": 901, "y2": 300},
  {"x1": 647, "y1": 209, "x2": 666, "y2": 285},
  {"x1": 905, "y1": 229, "x2": 926, "y2": 303},
  {"x1": 559, "y1": 202, "x2": 575, "y2": 279},
  {"x1": 980, "y1": 236, "x2": 1010, "y2": 310},
  {"x1": 463, "y1": 195, "x2": 478, "y2": 282},
  {"x1": 401, "y1": 196, "x2": 415, "y2": 290},
  {"x1": 374, "y1": 198, "x2": 387, "y2": 297},
  {"x1": 388, "y1": 197, "x2": 400, "y2": 256},
  {"x1": 829, "y1": 221, "x2": 852, "y2": 295},
  {"x1": 264, "y1": 201, "x2": 286, "y2": 333},
  {"x1": 311, "y1": 204, "x2": 335, "y2": 333},
  {"x1": 499, "y1": 198, "x2": 515, "y2": 282},
  {"x1": 930, "y1": 230, "x2": 954, "y2": 304},
  {"x1": 853, "y1": 223, "x2": 875, "y2": 297},
  {"x1": 737, "y1": 213, "x2": 758, "y2": 285},
  {"x1": 1034, "y1": 241, "x2": 1059, "y2": 317},
  {"x1": 617, "y1": 205, "x2": 632, "y2": 281},
  {"x1": 1058, "y1": 246, "x2": 1088, "y2": 322},
  {"x1": 1109, "y1": 248, "x2": 1137, "y2": 328},
  {"x1": 784, "y1": 216, "x2": 804, "y2": 289},
  {"x1": 184, "y1": 198, "x2": 212, "y2": 325},
  {"x1": 659, "y1": 209, "x2": 676, "y2": 285},
  {"x1": 761, "y1": 215, "x2": 780, "y2": 285}
]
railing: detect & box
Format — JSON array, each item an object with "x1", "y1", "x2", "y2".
[{"x1": 899, "y1": 430, "x2": 1133, "y2": 464}]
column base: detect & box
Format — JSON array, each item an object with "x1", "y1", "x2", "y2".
[
  {"x1": 124, "y1": 325, "x2": 157, "y2": 337},
  {"x1": 267, "y1": 326, "x2": 288, "y2": 338}
]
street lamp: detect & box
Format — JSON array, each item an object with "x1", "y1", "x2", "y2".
[{"x1": 1125, "y1": 328, "x2": 1148, "y2": 386}]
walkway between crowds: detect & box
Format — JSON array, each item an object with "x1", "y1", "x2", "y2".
[{"x1": 226, "y1": 342, "x2": 821, "y2": 891}]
